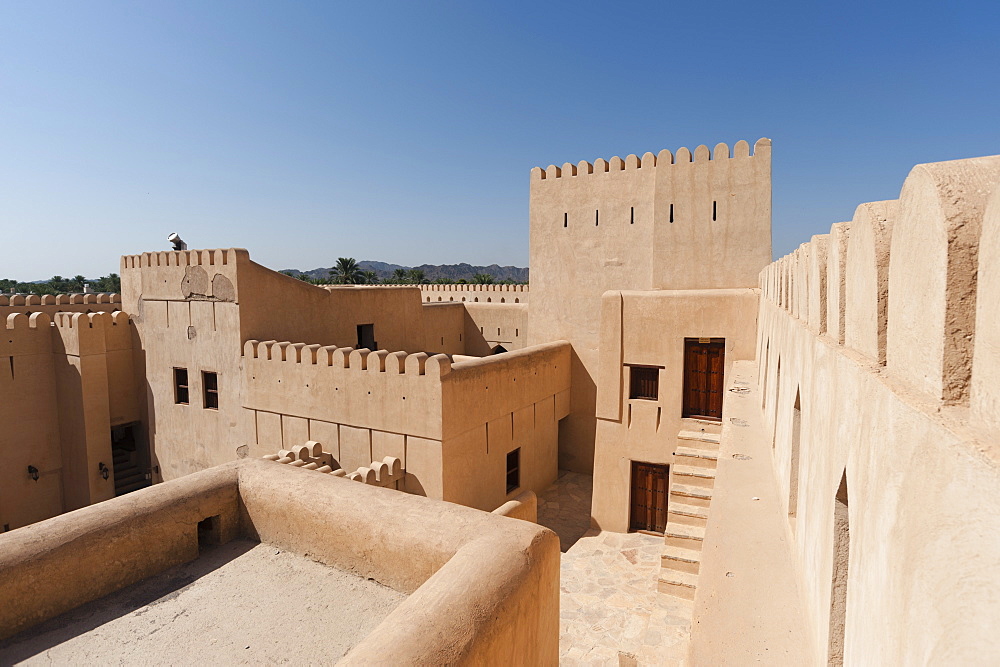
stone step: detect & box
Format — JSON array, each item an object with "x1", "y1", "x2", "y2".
[
  {"x1": 677, "y1": 430, "x2": 721, "y2": 450},
  {"x1": 661, "y1": 545, "x2": 701, "y2": 574},
  {"x1": 673, "y1": 465, "x2": 716, "y2": 489},
  {"x1": 657, "y1": 569, "x2": 699, "y2": 600},
  {"x1": 680, "y1": 417, "x2": 722, "y2": 435},
  {"x1": 667, "y1": 502, "x2": 709, "y2": 527},
  {"x1": 670, "y1": 483, "x2": 713, "y2": 508},
  {"x1": 669, "y1": 501, "x2": 709, "y2": 519},
  {"x1": 675, "y1": 445, "x2": 719, "y2": 465},
  {"x1": 665, "y1": 522, "x2": 705, "y2": 550}
]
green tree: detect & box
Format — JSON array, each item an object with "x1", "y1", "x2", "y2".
[
  {"x1": 360, "y1": 270, "x2": 378, "y2": 284},
  {"x1": 391, "y1": 268, "x2": 409, "y2": 284},
  {"x1": 92, "y1": 273, "x2": 121, "y2": 292},
  {"x1": 330, "y1": 257, "x2": 362, "y2": 284},
  {"x1": 408, "y1": 269, "x2": 426, "y2": 284},
  {"x1": 471, "y1": 273, "x2": 494, "y2": 284}
]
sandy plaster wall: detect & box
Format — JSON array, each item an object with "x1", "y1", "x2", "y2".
[
  {"x1": 757, "y1": 297, "x2": 1000, "y2": 664},
  {"x1": 591, "y1": 289, "x2": 759, "y2": 532},
  {"x1": 886, "y1": 157, "x2": 1000, "y2": 403},
  {"x1": 844, "y1": 201, "x2": 897, "y2": 364},
  {"x1": 0, "y1": 311, "x2": 140, "y2": 530},
  {"x1": 972, "y1": 186, "x2": 1000, "y2": 431},
  {"x1": 528, "y1": 141, "x2": 771, "y2": 473},
  {"x1": 0, "y1": 460, "x2": 560, "y2": 665}
]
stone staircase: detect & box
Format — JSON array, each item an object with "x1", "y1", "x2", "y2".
[
  {"x1": 657, "y1": 421, "x2": 721, "y2": 600},
  {"x1": 113, "y1": 448, "x2": 151, "y2": 496}
]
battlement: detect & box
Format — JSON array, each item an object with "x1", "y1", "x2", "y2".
[
  {"x1": 0, "y1": 293, "x2": 120, "y2": 307},
  {"x1": 262, "y1": 440, "x2": 404, "y2": 488},
  {"x1": 53, "y1": 310, "x2": 130, "y2": 329},
  {"x1": 1, "y1": 310, "x2": 133, "y2": 358},
  {"x1": 120, "y1": 248, "x2": 248, "y2": 270},
  {"x1": 760, "y1": 153, "x2": 1000, "y2": 425},
  {"x1": 531, "y1": 138, "x2": 771, "y2": 180},
  {"x1": 414, "y1": 284, "x2": 528, "y2": 304},
  {"x1": 243, "y1": 340, "x2": 452, "y2": 378},
  {"x1": 412, "y1": 284, "x2": 526, "y2": 292}
]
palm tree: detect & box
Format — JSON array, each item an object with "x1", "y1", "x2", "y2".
[
  {"x1": 471, "y1": 273, "x2": 494, "y2": 284},
  {"x1": 330, "y1": 257, "x2": 362, "y2": 284},
  {"x1": 391, "y1": 268, "x2": 409, "y2": 284},
  {"x1": 360, "y1": 270, "x2": 378, "y2": 284},
  {"x1": 408, "y1": 269, "x2": 426, "y2": 284}
]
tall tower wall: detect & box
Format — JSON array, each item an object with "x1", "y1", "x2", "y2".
[{"x1": 528, "y1": 139, "x2": 771, "y2": 472}]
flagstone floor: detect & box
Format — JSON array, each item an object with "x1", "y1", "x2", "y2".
[{"x1": 537, "y1": 471, "x2": 691, "y2": 666}]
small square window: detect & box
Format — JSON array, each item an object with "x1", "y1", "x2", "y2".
[
  {"x1": 506, "y1": 448, "x2": 520, "y2": 494},
  {"x1": 203, "y1": 371, "x2": 219, "y2": 410},
  {"x1": 629, "y1": 366, "x2": 659, "y2": 401},
  {"x1": 174, "y1": 368, "x2": 189, "y2": 405}
]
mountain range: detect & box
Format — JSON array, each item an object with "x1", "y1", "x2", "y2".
[{"x1": 281, "y1": 261, "x2": 529, "y2": 283}]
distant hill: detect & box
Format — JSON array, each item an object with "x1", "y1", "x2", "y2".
[{"x1": 281, "y1": 261, "x2": 529, "y2": 284}]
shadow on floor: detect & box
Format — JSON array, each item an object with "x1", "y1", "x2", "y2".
[
  {"x1": 536, "y1": 470, "x2": 594, "y2": 552},
  {"x1": 0, "y1": 539, "x2": 257, "y2": 663}
]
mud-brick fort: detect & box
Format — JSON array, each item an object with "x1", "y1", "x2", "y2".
[{"x1": 1, "y1": 139, "x2": 998, "y2": 665}]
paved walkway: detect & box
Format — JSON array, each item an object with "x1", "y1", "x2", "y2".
[{"x1": 538, "y1": 472, "x2": 691, "y2": 666}]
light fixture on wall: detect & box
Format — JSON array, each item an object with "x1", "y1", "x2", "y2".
[
  {"x1": 27, "y1": 465, "x2": 39, "y2": 482},
  {"x1": 98, "y1": 462, "x2": 110, "y2": 480}
]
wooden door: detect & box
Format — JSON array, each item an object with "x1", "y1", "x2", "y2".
[
  {"x1": 629, "y1": 461, "x2": 670, "y2": 533},
  {"x1": 683, "y1": 338, "x2": 725, "y2": 420}
]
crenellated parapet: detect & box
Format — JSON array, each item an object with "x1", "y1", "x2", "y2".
[
  {"x1": 120, "y1": 248, "x2": 245, "y2": 270},
  {"x1": 759, "y1": 153, "x2": 1000, "y2": 418},
  {"x1": 412, "y1": 284, "x2": 529, "y2": 304},
  {"x1": 263, "y1": 441, "x2": 404, "y2": 489},
  {"x1": 1, "y1": 312, "x2": 55, "y2": 358},
  {"x1": 530, "y1": 139, "x2": 771, "y2": 181},
  {"x1": 243, "y1": 339, "x2": 451, "y2": 376},
  {"x1": 529, "y1": 137, "x2": 772, "y2": 298},
  {"x1": 120, "y1": 248, "x2": 247, "y2": 304},
  {"x1": 53, "y1": 311, "x2": 133, "y2": 357},
  {"x1": 242, "y1": 340, "x2": 450, "y2": 440},
  {"x1": 0, "y1": 293, "x2": 121, "y2": 306}
]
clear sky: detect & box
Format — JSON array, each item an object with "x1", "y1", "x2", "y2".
[{"x1": 2, "y1": 1, "x2": 998, "y2": 280}]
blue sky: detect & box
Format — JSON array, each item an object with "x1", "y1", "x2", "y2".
[{"x1": 2, "y1": 1, "x2": 998, "y2": 280}]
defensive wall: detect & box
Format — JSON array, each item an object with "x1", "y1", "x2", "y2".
[
  {"x1": 0, "y1": 459, "x2": 560, "y2": 664},
  {"x1": 0, "y1": 293, "x2": 121, "y2": 317},
  {"x1": 420, "y1": 301, "x2": 528, "y2": 356},
  {"x1": 241, "y1": 338, "x2": 570, "y2": 512},
  {"x1": 529, "y1": 140, "x2": 772, "y2": 472},
  {"x1": 0, "y1": 310, "x2": 140, "y2": 531},
  {"x1": 413, "y1": 284, "x2": 528, "y2": 304},
  {"x1": 756, "y1": 154, "x2": 1000, "y2": 663}
]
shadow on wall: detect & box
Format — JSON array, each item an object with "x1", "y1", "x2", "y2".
[
  {"x1": 559, "y1": 348, "x2": 598, "y2": 473},
  {"x1": 462, "y1": 310, "x2": 492, "y2": 355}
]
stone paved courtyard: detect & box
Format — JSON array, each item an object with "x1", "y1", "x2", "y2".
[{"x1": 538, "y1": 471, "x2": 691, "y2": 666}]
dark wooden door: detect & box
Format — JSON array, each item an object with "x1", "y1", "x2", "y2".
[
  {"x1": 629, "y1": 461, "x2": 670, "y2": 533},
  {"x1": 683, "y1": 338, "x2": 725, "y2": 420}
]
